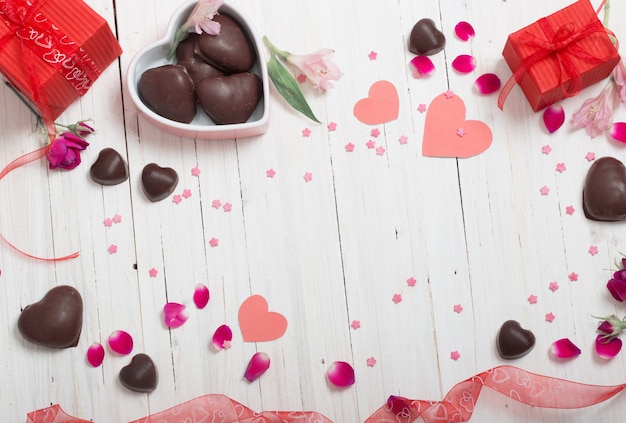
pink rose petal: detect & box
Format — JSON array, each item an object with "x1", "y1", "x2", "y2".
[
  {"x1": 474, "y1": 73, "x2": 501, "y2": 95},
  {"x1": 163, "y1": 302, "x2": 189, "y2": 328},
  {"x1": 550, "y1": 338, "x2": 581, "y2": 359},
  {"x1": 543, "y1": 104, "x2": 565, "y2": 133},
  {"x1": 86, "y1": 342, "x2": 105, "y2": 367},
  {"x1": 452, "y1": 54, "x2": 476, "y2": 73},
  {"x1": 244, "y1": 352, "x2": 271, "y2": 382},
  {"x1": 410, "y1": 56, "x2": 435, "y2": 78},
  {"x1": 595, "y1": 334, "x2": 622, "y2": 359},
  {"x1": 454, "y1": 21, "x2": 475, "y2": 41},
  {"x1": 212, "y1": 324, "x2": 232, "y2": 350},
  {"x1": 327, "y1": 361, "x2": 355, "y2": 387},
  {"x1": 610, "y1": 122, "x2": 626, "y2": 143},
  {"x1": 108, "y1": 330, "x2": 133, "y2": 355},
  {"x1": 193, "y1": 283, "x2": 210, "y2": 309}
]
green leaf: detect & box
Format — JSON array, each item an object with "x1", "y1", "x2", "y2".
[{"x1": 267, "y1": 53, "x2": 320, "y2": 123}]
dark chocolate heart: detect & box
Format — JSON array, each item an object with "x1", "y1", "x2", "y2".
[
  {"x1": 138, "y1": 64, "x2": 196, "y2": 123},
  {"x1": 119, "y1": 353, "x2": 158, "y2": 393},
  {"x1": 583, "y1": 156, "x2": 626, "y2": 221},
  {"x1": 141, "y1": 163, "x2": 179, "y2": 202},
  {"x1": 408, "y1": 18, "x2": 446, "y2": 56},
  {"x1": 90, "y1": 148, "x2": 129, "y2": 186},
  {"x1": 196, "y1": 72, "x2": 262, "y2": 125},
  {"x1": 195, "y1": 13, "x2": 256, "y2": 73},
  {"x1": 18, "y1": 285, "x2": 83, "y2": 348},
  {"x1": 176, "y1": 33, "x2": 224, "y2": 85},
  {"x1": 497, "y1": 320, "x2": 535, "y2": 360}
]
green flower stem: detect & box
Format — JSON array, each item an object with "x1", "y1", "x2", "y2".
[
  {"x1": 262, "y1": 36, "x2": 290, "y2": 62},
  {"x1": 603, "y1": 0, "x2": 611, "y2": 28},
  {"x1": 167, "y1": 28, "x2": 190, "y2": 61}
]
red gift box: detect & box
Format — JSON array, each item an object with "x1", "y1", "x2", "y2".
[
  {"x1": 0, "y1": 0, "x2": 122, "y2": 125},
  {"x1": 498, "y1": 0, "x2": 619, "y2": 112}
]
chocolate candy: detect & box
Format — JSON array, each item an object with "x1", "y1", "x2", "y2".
[
  {"x1": 138, "y1": 64, "x2": 196, "y2": 123},
  {"x1": 583, "y1": 156, "x2": 626, "y2": 221},
  {"x1": 141, "y1": 163, "x2": 179, "y2": 202},
  {"x1": 18, "y1": 285, "x2": 83, "y2": 348},
  {"x1": 196, "y1": 72, "x2": 262, "y2": 125},
  {"x1": 119, "y1": 353, "x2": 158, "y2": 393},
  {"x1": 496, "y1": 320, "x2": 535, "y2": 360},
  {"x1": 90, "y1": 148, "x2": 129, "y2": 186},
  {"x1": 176, "y1": 33, "x2": 224, "y2": 85},
  {"x1": 195, "y1": 14, "x2": 256, "y2": 73},
  {"x1": 408, "y1": 18, "x2": 446, "y2": 56}
]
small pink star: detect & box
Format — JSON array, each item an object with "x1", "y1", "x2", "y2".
[
  {"x1": 112, "y1": 214, "x2": 122, "y2": 224},
  {"x1": 368, "y1": 51, "x2": 378, "y2": 60},
  {"x1": 222, "y1": 340, "x2": 232, "y2": 349},
  {"x1": 366, "y1": 140, "x2": 376, "y2": 149},
  {"x1": 266, "y1": 168, "x2": 276, "y2": 178},
  {"x1": 212, "y1": 199, "x2": 222, "y2": 209},
  {"x1": 191, "y1": 167, "x2": 201, "y2": 176},
  {"x1": 371, "y1": 128, "x2": 381, "y2": 138},
  {"x1": 565, "y1": 205, "x2": 575, "y2": 215},
  {"x1": 406, "y1": 277, "x2": 417, "y2": 287},
  {"x1": 417, "y1": 103, "x2": 427, "y2": 113},
  {"x1": 398, "y1": 135, "x2": 409, "y2": 144},
  {"x1": 555, "y1": 162, "x2": 567, "y2": 173},
  {"x1": 545, "y1": 312, "x2": 555, "y2": 323},
  {"x1": 222, "y1": 202, "x2": 232, "y2": 212},
  {"x1": 450, "y1": 351, "x2": 461, "y2": 361},
  {"x1": 585, "y1": 152, "x2": 596, "y2": 161},
  {"x1": 527, "y1": 294, "x2": 538, "y2": 304},
  {"x1": 148, "y1": 268, "x2": 158, "y2": 278},
  {"x1": 541, "y1": 145, "x2": 552, "y2": 155},
  {"x1": 588, "y1": 245, "x2": 599, "y2": 256},
  {"x1": 327, "y1": 121, "x2": 338, "y2": 131},
  {"x1": 444, "y1": 90, "x2": 455, "y2": 98},
  {"x1": 453, "y1": 304, "x2": 463, "y2": 313},
  {"x1": 107, "y1": 244, "x2": 118, "y2": 254},
  {"x1": 172, "y1": 194, "x2": 182, "y2": 204},
  {"x1": 345, "y1": 142, "x2": 355, "y2": 152},
  {"x1": 375, "y1": 146, "x2": 386, "y2": 156},
  {"x1": 209, "y1": 237, "x2": 219, "y2": 247},
  {"x1": 568, "y1": 272, "x2": 578, "y2": 282},
  {"x1": 301, "y1": 128, "x2": 311, "y2": 137},
  {"x1": 549, "y1": 281, "x2": 559, "y2": 292},
  {"x1": 182, "y1": 189, "x2": 192, "y2": 199},
  {"x1": 392, "y1": 293, "x2": 403, "y2": 304},
  {"x1": 366, "y1": 356, "x2": 377, "y2": 366},
  {"x1": 539, "y1": 185, "x2": 550, "y2": 195},
  {"x1": 456, "y1": 127, "x2": 466, "y2": 137},
  {"x1": 351, "y1": 320, "x2": 361, "y2": 329},
  {"x1": 296, "y1": 73, "x2": 307, "y2": 83},
  {"x1": 303, "y1": 172, "x2": 313, "y2": 182},
  {"x1": 103, "y1": 217, "x2": 113, "y2": 227}
]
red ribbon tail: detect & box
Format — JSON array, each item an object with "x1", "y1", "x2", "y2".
[
  {"x1": 0, "y1": 234, "x2": 79, "y2": 262},
  {"x1": 497, "y1": 73, "x2": 520, "y2": 110},
  {"x1": 0, "y1": 144, "x2": 51, "y2": 180}
]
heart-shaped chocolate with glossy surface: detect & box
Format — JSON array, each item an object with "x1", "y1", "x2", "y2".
[
  {"x1": 90, "y1": 148, "x2": 129, "y2": 186},
  {"x1": 138, "y1": 64, "x2": 196, "y2": 123},
  {"x1": 197, "y1": 72, "x2": 262, "y2": 125},
  {"x1": 176, "y1": 33, "x2": 224, "y2": 85},
  {"x1": 18, "y1": 285, "x2": 83, "y2": 348},
  {"x1": 497, "y1": 320, "x2": 535, "y2": 360},
  {"x1": 119, "y1": 353, "x2": 158, "y2": 393},
  {"x1": 141, "y1": 163, "x2": 179, "y2": 202},
  {"x1": 408, "y1": 18, "x2": 446, "y2": 56},
  {"x1": 583, "y1": 156, "x2": 626, "y2": 221}
]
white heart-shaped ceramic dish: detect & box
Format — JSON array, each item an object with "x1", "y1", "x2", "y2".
[{"x1": 126, "y1": 0, "x2": 269, "y2": 139}]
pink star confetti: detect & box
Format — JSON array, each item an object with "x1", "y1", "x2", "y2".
[
  {"x1": 296, "y1": 73, "x2": 307, "y2": 83},
  {"x1": 301, "y1": 128, "x2": 311, "y2": 137},
  {"x1": 351, "y1": 320, "x2": 361, "y2": 330},
  {"x1": 556, "y1": 163, "x2": 567, "y2": 172},
  {"x1": 375, "y1": 146, "x2": 386, "y2": 156},
  {"x1": 327, "y1": 121, "x2": 337, "y2": 131},
  {"x1": 398, "y1": 135, "x2": 409, "y2": 144},
  {"x1": 588, "y1": 245, "x2": 599, "y2": 256},
  {"x1": 222, "y1": 202, "x2": 232, "y2": 212},
  {"x1": 222, "y1": 340, "x2": 232, "y2": 349},
  {"x1": 527, "y1": 294, "x2": 538, "y2": 304},
  {"x1": 182, "y1": 189, "x2": 192, "y2": 199},
  {"x1": 371, "y1": 128, "x2": 381, "y2": 138},
  {"x1": 453, "y1": 304, "x2": 463, "y2": 313},
  {"x1": 212, "y1": 199, "x2": 222, "y2": 209},
  {"x1": 549, "y1": 281, "x2": 559, "y2": 292},
  {"x1": 539, "y1": 185, "x2": 550, "y2": 196},
  {"x1": 585, "y1": 152, "x2": 596, "y2": 161},
  {"x1": 107, "y1": 244, "x2": 118, "y2": 254},
  {"x1": 172, "y1": 194, "x2": 182, "y2": 204},
  {"x1": 366, "y1": 357, "x2": 377, "y2": 367},
  {"x1": 345, "y1": 142, "x2": 355, "y2": 152},
  {"x1": 112, "y1": 214, "x2": 122, "y2": 224},
  {"x1": 406, "y1": 277, "x2": 417, "y2": 287},
  {"x1": 392, "y1": 293, "x2": 403, "y2": 304},
  {"x1": 266, "y1": 168, "x2": 276, "y2": 178},
  {"x1": 103, "y1": 217, "x2": 114, "y2": 227},
  {"x1": 366, "y1": 140, "x2": 376, "y2": 149},
  {"x1": 417, "y1": 103, "x2": 427, "y2": 113},
  {"x1": 545, "y1": 312, "x2": 555, "y2": 323},
  {"x1": 209, "y1": 237, "x2": 219, "y2": 247},
  {"x1": 456, "y1": 127, "x2": 466, "y2": 137},
  {"x1": 444, "y1": 90, "x2": 455, "y2": 98},
  {"x1": 565, "y1": 205, "x2": 575, "y2": 215},
  {"x1": 568, "y1": 272, "x2": 578, "y2": 282},
  {"x1": 450, "y1": 351, "x2": 461, "y2": 361},
  {"x1": 191, "y1": 167, "x2": 201, "y2": 176},
  {"x1": 148, "y1": 268, "x2": 158, "y2": 278},
  {"x1": 541, "y1": 145, "x2": 552, "y2": 155},
  {"x1": 303, "y1": 172, "x2": 313, "y2": 182},
  {"x1": 368, "y1": 51, "x2": 378, "y2": 60}
]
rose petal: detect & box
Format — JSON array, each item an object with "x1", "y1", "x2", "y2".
[
  {"x1": 326, "y1": 361, "x2": 355, "y2": 387},
  {"x1": 212, "y1": 324, "x2": 232, "y2": 350},
  {"x1": 595, "y1": 334, "x2": 622, "y2": 359},
  {"x1": 410, "y1": 56, "x2": 435, "y2": 78},
  {"x1": 474, "y1": 73, "x2": 501, "y2": 95},
  {"x1": 549, "y1": 338, "x2": 581, "y2": 359},
  {"x1": 454, "y1": 21, "x2": 475, "y2": 41},
  {"x1": 108, "y1": 330, "x2": 133, "y2": 355},
  {"x1": 86, "y1": 342, "x2": 105, "y2": 367},
  {"x1": 607, "y1": 279, "x2": 626, "y2": 302},
  {"x1": 452, "y1": 54, "x2": 476, "y2": 73},
  {"x1": 193, "y1": 283, "x2": 210, "y2": 309},
  {"x1": 244, "y1": 352, "x2": 271, "y2": 382},
  {"x1": 610, "y1": 122, "x2": 626, "y2": 143},
  {"x1": 163, "y1": 302, "x2": 189, "y2": 328},
  {"x1": 543, "y1": 104, "x2": 565, "y2": 133},
  {"x1": 598, "y1": 320, "x2": 615, "y2": 335}
]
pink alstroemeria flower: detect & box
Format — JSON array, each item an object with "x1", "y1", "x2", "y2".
[
  {"x1": 46, "y1": 132, "x2": 89, "y2": 170},
  {"x1": 286, "y1": 49, "x2": 343, "y2": 93},
  {"x1": 182, "y1": 0, "x2": 224, "y2": 35},
  {"x1": 572, "y1": 83, "x2": 616, "y2": 138},
  {"x1": 612, "y1": 60, "x2": 626, "y2": 104}
]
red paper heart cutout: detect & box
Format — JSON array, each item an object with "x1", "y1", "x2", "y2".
[
  {"x1": 238, "y1": 295, "x2": 287, "y2": 342},
  {"x1": 353, "y1": 80, "x2": 399, "y2": 125},
  {"x1": 422, "y1": 93, "x2": 492, "y2": 158}
]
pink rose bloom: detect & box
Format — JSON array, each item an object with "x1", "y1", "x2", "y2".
[
  {"x1": 612, "y1": 60, "x2": 626, "y2": 104},
  {"x1": 287, "y1": 49, "x2": 343, "y2": 93},
  {"x1": 46, "y1": 132, "x2": 89, "y2": 170},
  {"x1": 572, "y1": 83, "x2": 615, "y2": 138}
]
